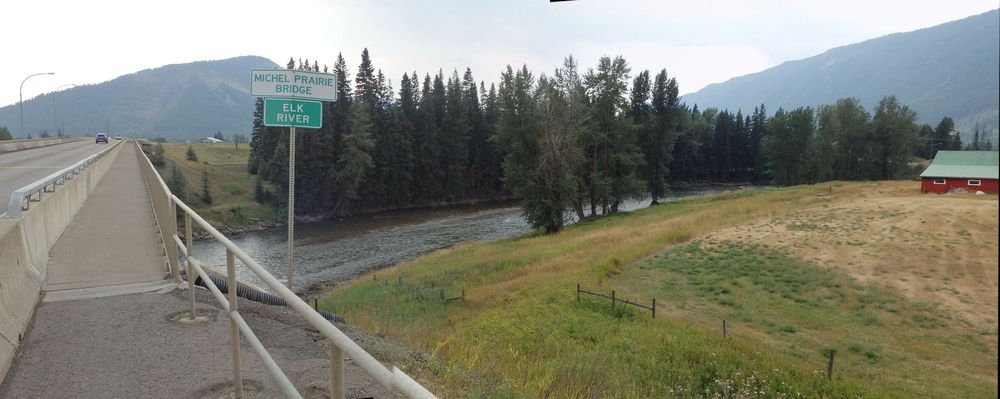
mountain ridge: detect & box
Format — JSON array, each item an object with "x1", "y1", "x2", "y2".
[
  {"x1": 682, "y1": 10, "x2": 1000, "y2": 142},
  {"x1": 0, "y1": 55, "x2": 279, "y2": 140}
]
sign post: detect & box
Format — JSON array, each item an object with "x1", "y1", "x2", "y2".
[{"x1": 251, "y1": 69, "x2": 336, "y2": 291}]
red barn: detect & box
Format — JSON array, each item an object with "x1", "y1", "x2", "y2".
[{"x1": 920, "y1": 151, "x2": 999, "y2": 194}]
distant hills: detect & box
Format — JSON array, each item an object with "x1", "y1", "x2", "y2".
[
  {"x1": 682, "y1": 10, "x2": 1000, "y2": 143},
  {"x1": 0, "y1": 56, "x2": 279, "y2": 141}
]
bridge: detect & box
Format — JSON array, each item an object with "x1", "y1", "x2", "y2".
[{"x1": 0, "y1": 139, "x2": 435, "y2": 398}]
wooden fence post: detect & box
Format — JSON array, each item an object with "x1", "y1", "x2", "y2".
[
  {"x1": 651, "y1": 298, "x2": 656, "y2": 318},
  {"x1": 827, "y1": 349, "x2": 836, "y2": 381},
  {"x1": 461, "y1": 289, "x2": 465, "y2": 301},
  {"x1": 576, "y1": 284, "x2": 580, "y2": 301},
  {"x1": 723, "y1": 319, "x2": 727, "y2": 338},
  {"x1": 611, "y1": 290, "x2": 616, "y2": 311},
  {"x1": 439, "y1": 289, "x2": 444, "y2": 301}
]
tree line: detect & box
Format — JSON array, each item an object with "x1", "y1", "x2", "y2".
[
  {"x1": 249, "y1": 51, "x2": 503, "y2": 217},
  {"x1": 248, "y1": 50, "x2": 971, "y2": 233}
]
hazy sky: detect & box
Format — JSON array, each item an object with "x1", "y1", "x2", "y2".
[{"x1": 1, "y1": 0, "x2": 996, "y2": 108}]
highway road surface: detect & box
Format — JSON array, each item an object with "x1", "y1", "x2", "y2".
[{"x1": 0, "y1": 139, "x2": 113, "y2": 216}]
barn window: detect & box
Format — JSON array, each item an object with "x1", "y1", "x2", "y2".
[
  {"x1": 933, "y1": 179, "x2": 946, "y2": 185},
  {"x1": 968, "y1": 179, "x2": 982, "y2": 186}
]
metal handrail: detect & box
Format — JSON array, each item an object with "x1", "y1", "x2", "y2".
[
  {"x1": 132, "y1": 141, "x2": 436, "y2": 398},
  {"x1": 4, "y1": 139, "x2": 123, "y2": 218}
]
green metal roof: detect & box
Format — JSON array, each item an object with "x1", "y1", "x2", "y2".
[{"x1": 920, "y1": 151, "x2": 999, "y2": 179}]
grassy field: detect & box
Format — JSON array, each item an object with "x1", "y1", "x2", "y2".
[
  {"x1": 157, "y1": 143, "x2": 282, "y2": 226},
  {"x1": 321, "y1": 181, "x2": 998, "y2": 398}
]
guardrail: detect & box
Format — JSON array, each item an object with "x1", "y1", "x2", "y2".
[
  {"x1": 133, "y1": 141, "x2": 436, "y2": 399},
  {"x1": 4, "y1": 139, "x2": 123, "y2": 218}
]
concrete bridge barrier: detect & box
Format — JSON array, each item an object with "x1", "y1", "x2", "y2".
[
  {"x1": 0, "y1": 140, "x2": 123, "y2": 382},
  {"x1": 0, "y1": 137, "x2": 83, "y2": 154}
]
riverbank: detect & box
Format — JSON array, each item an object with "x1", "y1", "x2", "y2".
[
  {"x1": 320, "y1": 181, "x2": 998, "y2": 398},
  {"x1": 190, "y1": 186, "x2": 736, "y2": 296}
]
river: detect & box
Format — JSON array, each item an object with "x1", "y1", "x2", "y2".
[{"x1": 192, "y1": 187, "x2": 730, "y2": 293}]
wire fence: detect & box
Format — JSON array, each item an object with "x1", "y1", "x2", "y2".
[
  {"x1": 374, "y1": 274, "x2": 465, "y2": 303},
  {"x1": 574, "y1": 283, "x2": 839, "y2": 380},
  {"x1": 576, "y1": 283, "x2": 656, "y2": 318}
]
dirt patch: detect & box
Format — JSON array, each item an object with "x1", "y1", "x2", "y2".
[{"x1": 705, "y1": 182, "x2": 998, "y2": 345}]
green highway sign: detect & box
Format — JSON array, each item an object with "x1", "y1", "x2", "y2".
[{"x1": 264, "y1": 98, "x2": 322, "y2": 129}]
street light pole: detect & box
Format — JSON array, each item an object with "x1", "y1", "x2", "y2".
[
  {"x1": 52, "y1": 84, "x2": 75, "y2": 136},
  {"x1": 20, "y1": 72, "x2": 55, "y2": 138}
]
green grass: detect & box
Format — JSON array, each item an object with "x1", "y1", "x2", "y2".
[
  {"x1": 158, "y1": 143, "x2": 281, "y2": 226},
  {"x1": 618, "y1": 241, "x2": 995, "y2": 398},
  {"x1": 321, "y1": 182, "x2": 996, "y2": 398}
]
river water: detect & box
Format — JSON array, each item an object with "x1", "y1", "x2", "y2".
[{"x1": 192, "y1": 188, "x2": 727, "y2": 293}]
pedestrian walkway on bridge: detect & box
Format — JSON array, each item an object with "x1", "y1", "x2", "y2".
[{"x1": 0, "y1": 144, "x2": 400, "y2": 398}]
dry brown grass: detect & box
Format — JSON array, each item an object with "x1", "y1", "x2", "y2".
[{"x1": 707, "y1": 181, "x2": 999, "y2": 348}]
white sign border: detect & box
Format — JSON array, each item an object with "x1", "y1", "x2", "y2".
[{"x1": 250, "y1": 69, "x2": 338, "y2": 102}]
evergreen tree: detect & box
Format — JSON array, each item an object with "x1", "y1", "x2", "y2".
[
  {"x1": 393, "y1": 72, "x2": 419, "y2": 203},
  {"x1": 441, "y1": 70, "x2": 470, "y2": 199},
  {"x1": 248, "y1": 98, "x2": 264, "y2": 174},
  {"x1": 480, "y1": 82, "x2": 504, "y2": 196},
  {"x1": 331, "y1": 101, "x2": 376, "y2": 213},
  {"x1": 201, "y1": 168, "x2": 213, "y2": 205},
  {"x1": 749, "y1": 105, "x2": 767, "y2": 180},
  {"x1": 932, "y1": 116, "x2": 956, "y2": 153},
  {"x1": 0, "y1": 126, "x2": 12, "y2": 141},
  {"x1": 967, "y1": 123, "x2": 982, "y2": 150},
  {"x1": 646, "y1": 69, "x2": 679, "y2": 203},
  {"x1": 213, "y1": 131, "x2": 225, "y2": 141},
  {"x1": 462, "y1": 69, "x2": 493, "y2": 197},
  {"x1": 186, "y1": 146, "x2": 198, "y2": 161},
  {"x1": 414, "y1": 73, "x2": 445, "y2": 201},
  {"x1": 669, "y1": 107, "x2": 704, "y2": 182},
  {"x1": 168, "y1": 162, "x2": 187, "y2": 201}
]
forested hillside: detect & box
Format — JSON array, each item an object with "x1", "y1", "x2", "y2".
[
  {"x1": 249, "y1": 51, "x2": 958, "y2": 232},
  {"x1": 683, "y1": 9, "x2": 1000, "y2": 144}
]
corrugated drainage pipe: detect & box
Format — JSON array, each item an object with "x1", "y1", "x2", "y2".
[{"x1": 195, "y1": 274, "x2": 346, "y2": 323}]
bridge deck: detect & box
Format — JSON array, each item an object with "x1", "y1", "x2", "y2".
[{"x1": 0, "y1": 143, "x2": 400, "y2": 398}]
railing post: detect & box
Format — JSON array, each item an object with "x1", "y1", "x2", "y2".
[
  {"x1": 651, "y1": 298, "x2": 656, "y2": 318},
  {"x1": 228, "y1": 249, "x2": 244, "y2": 398},
  {"x1": 611, "y1": 290, "x2": 616, "y2": 311},
  {"x1": 185, "y1": 212, "x2": 196, "y2": 319},
  {"x1": 166, "y1": 196, "x2": 179, "y2": 281},
  {"x1": 330, "y1": 344, "x2": 344, "y2": 399}
]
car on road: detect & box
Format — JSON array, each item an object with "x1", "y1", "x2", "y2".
[
  {"x1": 95, "y1": 133, "x2": 109, "y2": 144},
  {"x1": 114, "y1": 135, "x2": 123, "y2": 140}
]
